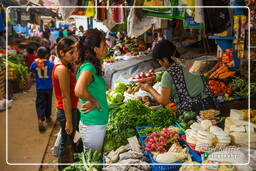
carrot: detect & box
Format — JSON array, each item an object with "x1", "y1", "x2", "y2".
[{"x1": 218, "y1": 71, "x2": 236, "y2": 79}]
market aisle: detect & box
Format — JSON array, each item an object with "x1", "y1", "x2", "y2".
[{"x1": 0, "y1": 84, "x2": 57, "y2": 171}]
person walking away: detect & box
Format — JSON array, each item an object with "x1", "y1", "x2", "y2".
[
  {"x1": 75, "y1": 29, "x2": 109, "y2": 152},
  {"x1": 52, "y1": 37, "x2": 80, "y2": 170},
  {"x1": 30, "y1": 47, "x2": 54, "y2": 132}
]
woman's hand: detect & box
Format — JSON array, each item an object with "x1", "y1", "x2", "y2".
[
  {"x1": 65, "y1": 121, "x2": 73, "y2": 135},
  {"x1": 139, "y1": 82, "x2": 153, "y2": 92},
  {"x1": 81, "y1": 98, "x2": 101, "y2": 114}
]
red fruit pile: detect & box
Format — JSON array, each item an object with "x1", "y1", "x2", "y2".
[
  {"x1": 144, "y1": 128, "x2": 179, "y2": 154},
  {"x1": 133, "y1": 69, "x2": 156, "y2": 80}
]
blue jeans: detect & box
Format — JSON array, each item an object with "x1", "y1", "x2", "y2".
[{"x1": 56, "y1": 108, "x2": 80, "y2": 170}]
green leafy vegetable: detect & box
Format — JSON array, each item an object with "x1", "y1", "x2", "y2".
[{"x1": 103, "y1": 100, "x2": 176, "y2": 152}]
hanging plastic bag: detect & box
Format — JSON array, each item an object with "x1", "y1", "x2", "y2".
[{"x1": 85, "y1": 0, "x2": 95, "y2": 18}]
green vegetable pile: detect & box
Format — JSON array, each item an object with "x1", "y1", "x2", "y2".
[
  {"x1": 63, "y1": 149, "x2": 102, "y2": 171},
  {"x1": 178, "y1": 111, "x2": 197, "y2": 129},
  {"x1": 106, "y1": 81, "x2": 128, "y2": 105},
  {"x1": 103, "y1": 100, "x2": 176, "y2": 152},
  {"x1": 5, "y1": 54, "x2": 29, "y2": 84},
  {"x1": 138, "y1": 127, "x2": 162, "y2": 136},
  {"x1": 228, "y1": 76, "x2": 256, "y2": 98}
]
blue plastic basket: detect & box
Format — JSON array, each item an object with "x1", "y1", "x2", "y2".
[{"x1": 146, "y1": 139, "x2": 202, "y2": 171}]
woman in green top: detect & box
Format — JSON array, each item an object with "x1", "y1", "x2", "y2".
[
  {"x1": 139, "y1": 40, "x2": 217, "y2": 114},
  {"x1": 75, "y1": 29, "x2": 109, "y2": 151}
]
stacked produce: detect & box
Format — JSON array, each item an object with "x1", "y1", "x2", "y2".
[
  {"x1": 208, "y1": 64, "x2": 236, "y2": 79},
  {"x1": 225, "y1": 109, "x2": 256, "y2": 146},
  {"x1": 103, "y1": 136, "x2": 151, "y2": 171},
  {"x1": 103, "y1": 57, "x2": 116, "y2": 63},
  {"x1": 103, "y1": 100, "x2": 176, "y2": 152},
  {"x1": 197, "y1": 109, "x2": 219, "y2": 125},
  {"x1": 6, "y1": 54, "x2": 29, "y2": 84},
  {"x1": 208, "y1": 80, "x2": 232, "y2": 95},
  {"x1": 228, "y1": 76, "x2": 256, "y2": 98},
  {"x1": 132, "y1": 70, "x2": 156, "y2": 83},
  {"x1": 165, "y1": 102, "x2": 176, "y2": 111},
  {"x1": 178, "y1": 111, "x2": 197, "y2": 129},
  {"x1": 144, "y1": 128, "x2": 190, "y2": 163},
  {"x1": 186, "y1": 120, "x2": 231, "y2": 152},
  {"x1": 138, "y1": 126, "x2": 181, "y2": 137},
  {"x1": 106, "y1": 81, "x2": 128, "y2": 105},
  {"x1": 63, "y1": 149, "x2": 102, "y2": 171},
  {"x1": 134, "y1": 95, "x2": 160, "y2": 107}
]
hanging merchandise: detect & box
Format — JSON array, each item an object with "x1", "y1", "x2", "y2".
[
  {"x1": 58, "y1": 0, "x2": 77, "y2": 20},
  {"x1": 183, "y1": 13, "x2": 203, "y2": 29},
  {"x1": 194, "y1": 0, "x2": 204, "y2": 23},
  {"x1": 96, "y1": 1, "x2": 107, "y2": 21},
  {"x1": 127, "y1": 8, "x2": 160, "y2": 38},
  {"x1": 85, "y1": 0, "x2": 96, "y2": 18},
  {"x1": 143, "y1": 0, "x2": 186, "y2": 20},
  {"x1": 103, "y1": 8, "x2": 116, "y2": 30},
  {"x1": 233, "y1": 15, "x2": 247, "y2": 59}
]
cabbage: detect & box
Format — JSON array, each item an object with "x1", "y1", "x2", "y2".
[{"x1": 114, "y1": 81, "x2": 127, "y2": 93}]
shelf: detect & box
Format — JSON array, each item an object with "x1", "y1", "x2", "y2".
[{"x1": 208, "y1": 36, "x2": 236, "y2": 40}]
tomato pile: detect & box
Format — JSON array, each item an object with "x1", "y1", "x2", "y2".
[{"x1": 208, "y1": 80, "x2": 232, "y2": 95}]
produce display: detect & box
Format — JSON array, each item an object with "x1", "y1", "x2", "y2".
[
  {"x1": 6, "y1": 54, "x2": 29, "y2": 84},
  {"x1": 131, "y1": 69, "x2": 156, "y2": 83},
  {"x1": 228, "y1": 76, "x2": 256, "y2": 98},
  {"x1": 185, "y1": 121, "x2": 231, "y2": 152},
  {"x1": 208, "y1": 64, "x2": 236, "y2": 79},
  {"x1": 165, "y1": 102, "x2": 176, "y2": 111},
  {"x1": 134, "y1": 95, "x2": 160, "y2": 107},
  {"x1": 178, "y1": 111, "x2": 197, "y2": 129},
  {"x1": 103, "y1": 100, "x2": 176, "y2": 152},
  {"x1": 225, "y1": 109, "x2": 256, "y2": 146},
  {"x1": 144, "y1": 128, "x2": 179, "y2": 154},
  {"x1": 208, "y1": 80, "x2": 232, "y2": 95},
  {"x1": 106, "y1": 81, "x2": 128, "y2": 105},
  {"x1": 63, "y1": 149, "x2": 102, "y2": 171},
  {"x1": 103, "y1": 136, "x2": 150, "y2": 171}
]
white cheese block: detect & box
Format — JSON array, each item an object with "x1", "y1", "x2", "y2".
[
  {"x1": 230, "y1": 109, "x2": 245, "y2": 120},
  {"x1": 210, "y1": 126, "x2": 223, "y2": 133},
  {"x1": 230, "y1": 132, "x2": 256, "y2": 144},
  {"x1": 213, "y1": 131, "x2": 229, "y2": 137},
  {"x1": 245, "y1": 125, "x2": 255, "y2": 133},
  {"x1": 198, "y1": 130, "x2": 215, "y2": 139},
  {"x1": 229, "y1": 125, "x2": 246, "y2": 132},
  {"x1": 190, "y1": 122, "x2": 202, "y2": 131},
  {"x1": 201, "y1": 120, "x2": 212, "y2": 131}
]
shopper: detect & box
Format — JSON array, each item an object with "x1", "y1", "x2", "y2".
[
  {"x1": 138, "y1": 40, "x2": 217, "y2": 114},
  {"x1": 75, "y1": 29, "x2": 109, "y2": 152},
  {"x1": 77, "y1": 25, "x2": 84, "y2": 40},
  {"x1": 30, "y1": 47, "x2": 54, "y2": 132},
  {"x1": 52, "y1": 37, "x2": 80, "y2": 170},
  {"x1": 25, "y1": 47, "x2": 37, "y2": 67}
]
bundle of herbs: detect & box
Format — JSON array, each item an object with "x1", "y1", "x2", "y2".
[{"x1": 103, "y1": 100, "x2": 176, "y2": 152}]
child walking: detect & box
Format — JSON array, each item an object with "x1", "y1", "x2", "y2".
[{"x1": 30, "y1": 47, "x2": 54, "y2": 132}]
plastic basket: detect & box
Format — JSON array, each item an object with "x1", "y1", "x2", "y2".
[{"x1": 146, "y1": 139, "x2": 202, "y2": 171}]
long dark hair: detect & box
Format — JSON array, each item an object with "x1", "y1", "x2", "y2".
[
  {"x1": 152, "y1": 40, "x2": 180, "y2": 64},
  {"x1": 56, "y1": 37, "x2": 78, "y2": 72},
  {"x1": 77, "y1": 29, "x2": 105, "y2": 76}
]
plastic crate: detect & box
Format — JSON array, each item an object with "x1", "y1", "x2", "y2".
[
  {"x1": 147, "y1": 151, "x2": 183, "y2": 171},
  {"x1": 146, "y1": 139, "x2": 202, "y2": 171}
]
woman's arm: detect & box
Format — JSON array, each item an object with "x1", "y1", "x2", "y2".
[
  {"x1": 75, "y1": 71, "x2": 100, "y2": 112},
  {"x1": 55, "y1": 65, "x2": 73, "y2": 134},
  {"x1": 140, "y1": 83, "x2": 171, "y2": 105}
]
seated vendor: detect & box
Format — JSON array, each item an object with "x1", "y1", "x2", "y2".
[{"x1": 139, "y1": 40, "x2": 217, "y2": 114}]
